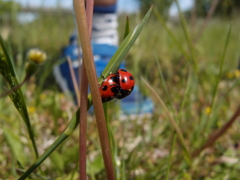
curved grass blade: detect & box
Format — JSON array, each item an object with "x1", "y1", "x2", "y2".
[
  {"x1": 154, "y1": 53, "x2": 177, "y2": 117},
  {"x1": 99, "y1": 6, "x2": 153, "y2": 84},
  {"x1": 122, "y1": 16, "x2": 130, "y2": 41},
  {"x1": 153, "y1": 8, "x2": 190, "y2": 61},
  {"x1": 0, "y1": 35, "x2": 39, "y2": 158},
  {"x1": 141, "y1": 76, "x2": 192, "y2": 165},
  {"x1": 175, "y1": 0, "x2": 198, "y2": 73},
  {"x1": 18, "y1": 108, "x2": 80, "y2": 180},
  {"x1": 18, "y1": 6, "x2": 153, "y2": 179},
  {"x1": 209, "y1": 26, "x2": 231, "y2": 111},
  {"x1": 204, "y1": 25, "x2": 231, "y2": 131}
]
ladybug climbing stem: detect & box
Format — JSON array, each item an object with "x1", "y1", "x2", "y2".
[{"x1": 99, "y1": 69, "x2": 135, "y2": 102}]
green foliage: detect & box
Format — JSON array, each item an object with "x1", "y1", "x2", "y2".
[
  {"x1": 17, "y1": 7, "x2": 153, "y2": 180},
  {"x1": 3, "y1": 127, "x2": 28, "y2": 167},
  {"x1": 0, "y1": 36, "x2": 39, "y2": 158},
  {"x1": 0, "y1": 0, "x2": 21, "y2": 16},
  {"x1": 215, "y1": 0, "x2": 240, "y2": 17},
  {"x1": 1, "y1": 4, "x2": 240, "y2": 180},
  {"x1": 137, "y1": 0, "x2": 173, "y2": 18},
  {"x1": 194, "y1": 0, "x2": 240, "y2": 17}
]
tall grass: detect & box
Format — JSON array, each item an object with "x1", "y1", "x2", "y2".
[{"x1": 1, "y1": 3, "x2": 240, "y2": 180}]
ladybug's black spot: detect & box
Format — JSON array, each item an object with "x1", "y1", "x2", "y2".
[
  {"x1": 111, "y1": 87, "x2": 118, "y2": 93},
  {"x1": 122, "y1": 79, "x2": 126, "y2": 83},
  {"x1": 102, "y1": 85, "x2": 108, "y2": 91},
  {"x1": 129, "y1": 76, "x2": 133, "y2": 80},
  {"x1": 110, "y1": 75, "x2": 119, "y2": 83},
  {"x1": 120, "y1": 69, "x2": 127, "y2": 72}
]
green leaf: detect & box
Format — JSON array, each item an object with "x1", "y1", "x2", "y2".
[
  {"x1": 62, "y1": 144, "x2": 79, "y2": 164},
  {"x1": 0, "y1": 36, "x2": 16, "y2": 77},
  {"x1": 49, "y1": 151, "x2": 64, "y2": 171},
  {"x1": 122, "y1": 16, "x2": 130, "y2": 41},
  {"x1": 87, "y1": 154, "x2": 104, "y2": 175},
  {"x1": 3, "y1": 127, "x2": 28, "y2": 166},
  {"x1": 99, "y1": 6, "x2": 153, "y2": 84},
  {"x1": 0, "y1": 35, "x2": 39, "y2": 158}
]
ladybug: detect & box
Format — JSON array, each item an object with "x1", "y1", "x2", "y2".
[
  {"x1": 99, "y1": 74, "x2": 120, "y2": 102},
  {"x1": 115, "y1": 69, "x2": 135, "y2": 99}
]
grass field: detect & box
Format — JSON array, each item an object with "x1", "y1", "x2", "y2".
[{"x1": 0, "y1": 5, "x2": 240, "y2": 180}]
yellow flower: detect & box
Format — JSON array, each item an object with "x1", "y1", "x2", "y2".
[
  {"x1": 205, "y1": 107, "x2": 211, "y2": 115},
  {"x1": 234, "y1": 69, "x2": 240, "y2": 78},
  {"x1": 28, "y1": 106, "x2": 36, "y2": 114},
  {"x1": 27, "y1": 48, "x2": 47, "y2": 64}
]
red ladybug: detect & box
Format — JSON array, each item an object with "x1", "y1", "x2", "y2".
[
  {"x1": 115, "y1": 69, "x2": 135, "y2": 99},
  {"x1": 99, "y1": 74, "x2": 120, "y2": 102}
]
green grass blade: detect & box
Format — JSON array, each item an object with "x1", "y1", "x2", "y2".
[
  {"x1": 18, "y1": 108, "x2": 80, "y2": 180},
  {"x1": 0, "y1": 36, "x2": 15, "y2": 76},
  {"x1": 153, "y1": 8, "x2": 190, "y2": 61},
  {"x1": 209, "y1": 26, "x2": 231, "y2": 110},
  {"x1": 178, "y1": 69, "x2": 195, "y2": 121},
  {"x1": 0, "y1": 35, "x2": 39, "y2": 158},
  {"x1": 104, "y1": 103, "x2": 119, "y2": 179},
  {"x1": 3, "y1": 127, "x2": 28, "y2": 167},
  {"x1": 99, "y1": 6, "x2": 153, "y2": 84},
  {"x1": 18, "y1": 7, "x2": 153, "y2": 179},
  {"x1": 206, "y1": 25, "x2": 232, "y2": 130},
  {"x1": 175, "y1": 0, "x2": 198, "y2": 73},
  {"x1": 122, "y1": 16, "x2": 130, "y2": 41},
  {"x1": 141, "y1": 76, "x2": 191, "y2": 165},
  {"x1": 165, "y1": 133, "x2": 177, "y2": 180},
  {"x1": 155, "y1": 53, "x2": 177, "y2": 116}
]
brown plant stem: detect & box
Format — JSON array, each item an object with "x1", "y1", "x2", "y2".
[
  {"x1": 0, "y1": 75, "x2": 29, "y2": 98},
  {"x1": 194, "y1": 0, "x2": 220, "y2": 43},
  {"x1": 192, "y1": 105, "x2": 240, "y2": 158},
  {"x1": 79, "y1": 0, "x2": 94, "y2": 180},
  {"x1": 74, "y1": 0, "x2": 115, "y2": 179},
  {"x1": 66, "y1": 57, "x2": 80, "y2": 105},
  {"x1": 79, "y1": 62, "x2": 88, "y2": 180}
]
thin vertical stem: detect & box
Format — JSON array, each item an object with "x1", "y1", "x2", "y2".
[
  {"x1": 79, "y1": 62, "x2": 88, "y2": 180},
  {"x1": 165, "y1": 133, "x2": 177, "y2": 180},
  {"x1": 209, "y1": 26, "x2": 231, "y2": 110},
  {"x1": 67, "y1": 57, "x2": 80, "y2": 105},
  {"x1": 194, "y1": 0, "x2": 220, "y2": 43},
  {"x1": 79, "y1": 0, "x2": 94, "y2": 180},
  {"x1": 175, "y1": 0, "x2": 198, "y2": 73},
  {"x1": 74, "y1": 0, "x2": 115, "y2": 179}
]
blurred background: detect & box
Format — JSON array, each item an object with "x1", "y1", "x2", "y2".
[{"x1": 1, "y1": 0, "x2": 240, "y2": 179}]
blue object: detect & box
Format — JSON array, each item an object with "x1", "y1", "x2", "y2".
[
  {"x1": 55, "y1": 35, "x2": 153, "y2": 115},
  {"x1": 94, "y1": 4, "x2": 117, "y2": 13}
]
